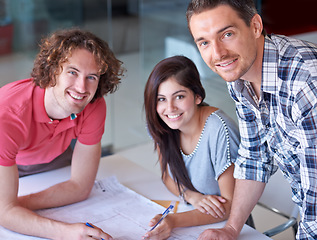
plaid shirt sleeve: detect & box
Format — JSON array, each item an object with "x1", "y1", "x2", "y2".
[
  {"x1": 229, "y1": 87, "x2": 277, "y2": 183},
  {"x1": 293, "y1": 79, "x2": 317, "y2": 239},
  {"x1": 228, "y1": 34, "x2": 317, "y2": 239}
]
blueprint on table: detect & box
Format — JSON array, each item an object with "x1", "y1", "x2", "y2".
[{"x1": 0, "y1": 176, "x2": 212, "y2": 239}]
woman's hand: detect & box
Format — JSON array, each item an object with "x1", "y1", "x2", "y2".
[
  {"x1": 142, "y1": 214, "x2": 174, "y2": 240},
  {"x1": 185, "y1": 191, "x2": 227, "y2": 218}
]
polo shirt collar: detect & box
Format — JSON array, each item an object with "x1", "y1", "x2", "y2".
[
  {"x1": 33, "y1": 86, "x2": 51, "y2": 123},
  {"x1": 32, "y1": 85, "x2": 78, "y2": 124}
]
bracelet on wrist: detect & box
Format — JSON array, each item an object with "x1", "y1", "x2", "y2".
[{"x1": 179, "y1": 187, "x2": 188, "y2": 204}]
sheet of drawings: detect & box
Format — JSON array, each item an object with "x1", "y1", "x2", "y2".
[{"x1": 0, "y1": 176, "x2": 215, "y2": 240}]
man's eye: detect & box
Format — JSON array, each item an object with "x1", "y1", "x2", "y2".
[
  {"x1": 224, "y1": 32, "x2": 233, "y2": 38},
  {"x1": 88, "y1": 76, "x2": 97, "y2": 81}
]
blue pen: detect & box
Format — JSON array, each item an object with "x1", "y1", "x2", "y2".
[
  {"x1": 86, "y1": 222, "x2": 104, "y2": 240},
  {"x1": 150, "y1": 203, "x2": 175, "y2": 231}
]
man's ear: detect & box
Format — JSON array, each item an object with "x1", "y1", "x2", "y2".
[{"x1": 251, "y1": 14, "x2": 263, "y2": 38}]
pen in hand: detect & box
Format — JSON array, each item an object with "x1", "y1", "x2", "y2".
[
  {"x1": 149, "y1": 202, "x2": 175, "y2": 231},
  {"x1": 86, "y1": 222, "x2": 105, "y2": 240}
]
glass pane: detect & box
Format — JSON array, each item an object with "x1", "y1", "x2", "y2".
[
  {"x1": 0, "y1": 0, "x2": 239, "y2": 156},
  {"x1": 140, "y1": 0, "x2": 237, "y2": 123},
  {"x1": 0, "y1": 0, "x2": 114, "y2": 149}
]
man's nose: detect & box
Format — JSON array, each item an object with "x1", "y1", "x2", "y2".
[
  {"x1": 75, "y1": 76, "x2": 87, "y2": 93},
  {"x1": 212, "y1": 41, "x2": 227, "y2": 61}
]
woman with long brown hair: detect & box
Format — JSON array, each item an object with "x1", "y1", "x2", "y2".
[{"x1": 143, "y1": 56, "x2": 240, "y2": 239}]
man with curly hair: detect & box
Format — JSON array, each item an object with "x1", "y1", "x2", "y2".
[{"x1": 0, "y1": 28, "x2": 124, "y2": 239}]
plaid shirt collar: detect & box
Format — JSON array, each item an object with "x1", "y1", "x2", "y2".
[{"x1": 261, "y1": 34, "x2": 281, "y2": 95}]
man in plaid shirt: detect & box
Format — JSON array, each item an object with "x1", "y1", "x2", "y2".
[{"x1": 187, "y1": 0, "x2": 317, "y2": 239}]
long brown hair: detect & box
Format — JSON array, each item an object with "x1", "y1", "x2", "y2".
[
  {"x1": 144, "y1": 55, "x2": 206, "y2": 193},
  {"x1": 31, "y1": 28, "x2": 125, "y2": 102}
]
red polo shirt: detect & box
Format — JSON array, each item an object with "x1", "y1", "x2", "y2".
[{"x1": 0, "y1": 79, "x2": 106, "y2": 166}]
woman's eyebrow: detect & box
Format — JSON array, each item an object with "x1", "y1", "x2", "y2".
[{"x1": 158, "y1": 90, "x2": 187, "y2": 96}]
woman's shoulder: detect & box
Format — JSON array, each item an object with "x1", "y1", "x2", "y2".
[
  {"x1": 201, "y1": 106, "x2": 227, "y2": 125},
  {"x1": 202, "y1": 107, "x2": 239, "y2": 133},
  {"x1": 200, "y1": 106, "x2": 218, "y2": 121}
]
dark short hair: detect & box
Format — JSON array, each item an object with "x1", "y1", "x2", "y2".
[
  {"x1": 186, "y1": 0, "x2": 260, "y2": 34},
  {"x1": 31, "y1": 28, "x2": 125, "y2": 102}
]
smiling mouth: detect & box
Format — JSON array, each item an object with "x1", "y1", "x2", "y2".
[
  {"x1": 217, "y1": 58, "x2": 237, "y2": 67},
  {"x1": 69, "y1": 92, "x2": 84, "y2": 100},
  {"x1": 167, "y1": 114, "x2": 181, "y2": 119}
]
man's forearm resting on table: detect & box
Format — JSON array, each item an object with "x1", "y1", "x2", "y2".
[
  {"x1": 0, "y1": 203, "x2": 69, "y2": 239},
  {"x1": 226, "y1": 179, "x2": 265, "y2": 233},
  {"x1": 18, "y1": 179, "x2": 93, "y2": 210}
]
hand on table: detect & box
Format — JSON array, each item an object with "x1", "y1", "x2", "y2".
[
  {"x1": 186, "y1": 191, "x2": 227, "y2": 218},
  {"x1": 142, "y1": 214, "x2": 173, "y2": 240},
  {"x1": 65, "y1": 222, "x2": 113, "y2": 240},
  {"x1": 198, "y1": 225, "x2": 238, "y2": 240}
]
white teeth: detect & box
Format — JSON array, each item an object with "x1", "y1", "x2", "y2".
[
  {"x1": 167, "y1": 114, "x2": 180, "y2": 119},
  {"x1": 219, "y1": 59, "x2": 236, "y2": 67},
  {"x1": 70, "y1": 93, "x2": 84, "y2": 100}
]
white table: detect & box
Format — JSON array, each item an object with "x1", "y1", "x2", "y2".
[{"x1": 18, "y1": 154, "x2": 271, "y2": 240}]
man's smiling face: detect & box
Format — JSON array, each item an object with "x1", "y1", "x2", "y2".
[
  {"x1": 45, "y1": 48, "x2": 100, "y2": 119},
  {"x1": 189, "y1": 5, "x2": 260, "y2": 83}
]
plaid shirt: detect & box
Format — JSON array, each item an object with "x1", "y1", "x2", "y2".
[{"x1": 228, "y1": 34, "x2": 317, "y2": 239}]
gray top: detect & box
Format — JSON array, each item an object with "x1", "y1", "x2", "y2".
[{"x1": 180, "y1": 109, "x2": 240, "y2": 196}]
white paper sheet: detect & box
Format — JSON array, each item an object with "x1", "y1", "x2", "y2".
[{"x1": 0, "y1": 176, "x2": 215, "y2": 239}]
